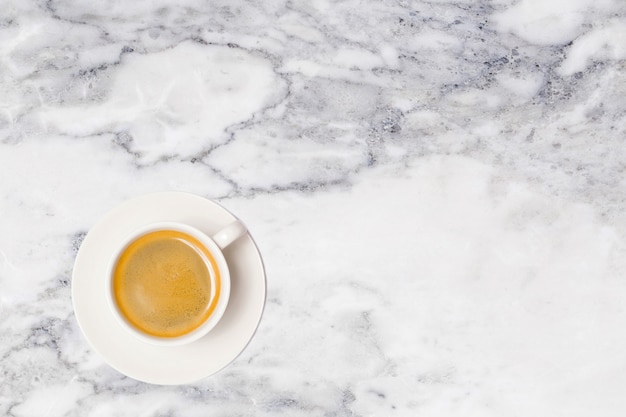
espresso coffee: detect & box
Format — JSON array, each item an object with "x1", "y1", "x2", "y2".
[{"x1": 112, "y1": 230, "x2": 221, "y2": 338}]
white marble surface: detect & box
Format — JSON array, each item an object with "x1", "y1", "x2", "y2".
[{"x1": 1, "y1": 0, "x2": 626, "y2": 414}]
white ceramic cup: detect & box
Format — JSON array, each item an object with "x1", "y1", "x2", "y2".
[{"x1": 105, "y1": 220, "x2": 247, "y2": 346}]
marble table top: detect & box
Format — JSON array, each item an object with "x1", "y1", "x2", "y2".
[{"x1": 1, "y1": 0, "x2": 626, "y2": 415}]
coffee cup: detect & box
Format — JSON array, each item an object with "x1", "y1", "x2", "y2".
[{"x1": 105, "y1": 220, "x2": 246, "y2": 346}]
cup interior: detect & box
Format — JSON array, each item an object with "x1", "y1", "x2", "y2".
[{"x1": 106, "y1": 222, "x2": 231, "y2": 346}]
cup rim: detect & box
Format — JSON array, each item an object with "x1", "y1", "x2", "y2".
[{"x1": 105, "y1": 221, "x2": 231, "y2": 347}]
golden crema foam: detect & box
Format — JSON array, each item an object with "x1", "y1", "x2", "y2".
[{"x1": 113, "y1": 230, "x2": 221, "y2": 338}]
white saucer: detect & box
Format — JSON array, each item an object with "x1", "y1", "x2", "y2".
[{"x1": 71, "y1": 192, "x2": 266, "y2": 385}]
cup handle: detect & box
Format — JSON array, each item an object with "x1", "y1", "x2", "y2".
[{"x1": 212, "y1": 220, "x2": 247, "y2": 249}]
